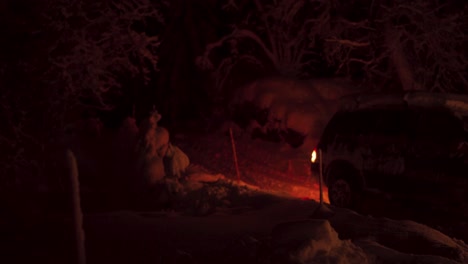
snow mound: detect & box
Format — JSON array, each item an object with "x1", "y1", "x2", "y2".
[
  {"x1": 328, "y1": 209, "x2": 468, "y2": 262},
  {"x1": 273, "y1": 219, "x2": 368, "y2": 264},
  {"x1": 233, "y1": 77, "x2": 356, "y2": 105},
  {"x1": 230, "y1": 77, "x2": 358, "y2": 150},
  {"x1": 355, "y1": 239, "x2": 461, "y2": 264},
  {"x1": 270, "y1": 208, "x2": 468, "y2": 263},
  {"x1": 271, "y1": 205, "x2": 468, "y2": 263},
  {"x1": 186, "y1": 172, "x2": 226, "y2": 183}
]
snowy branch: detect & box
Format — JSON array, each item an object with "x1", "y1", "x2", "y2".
[
  {"x1": 45, "y1": 0, "x2": 165, "y2": 109},
  {"x1": 324, "y1": 38, "x2": 370, "y2": 47},
  {"x1": 198, "y1": 0, "x2": 328, "y2": 94},
  {"x1": 382, "y1": 0, "x2": 468, "y2": 92},
  {"x1": 0, "y1": 0, "x2": 167, "y2": 187}
]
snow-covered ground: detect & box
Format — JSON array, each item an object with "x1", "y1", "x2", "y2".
[
  {"x1": 83, "y1": 195, "x2": 468, "y2": 264},
  {"x1": 6, "y1": 128, "x2": 468, "y2": 264},
  {"x1": 175, "y1": 130, "x2": 328, "y2": 202},
  {"x1": 7, "y1": 168, "x2": 468, "y2": 264}
]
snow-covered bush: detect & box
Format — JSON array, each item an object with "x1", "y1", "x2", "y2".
[
  {"x1": 164, "y1": 143, "x2": 190, "y2": 179},
  {"x1": 136, "y1": 110, "x2": 170, "y2": 186}
]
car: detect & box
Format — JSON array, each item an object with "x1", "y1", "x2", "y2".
[{"x1": 310, "y1": 92, "x2": 468, "y2": 219}]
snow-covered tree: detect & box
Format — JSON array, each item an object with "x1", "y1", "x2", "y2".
[
  {"x1": 0, "y1": 0, "x2": 167, "y2": 190},
  {"x1": 44, "y1": 0, "x2": 166, "y2": 110},
  {"x1": 382, "y1": 0, "x2": 468, "y2": 92},
  {"x1": 306, "y1": 0, "x2": 468, "y2": 92},
  {"x1": 196, "y1": 0, "x2": 325, "y2": 97},
  {"x1": 199, "y1": 0, "x2": 467, "y2": 94}
]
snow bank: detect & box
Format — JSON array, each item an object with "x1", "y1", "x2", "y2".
[
  {"x1": 182, "y1": 172, "x2": 225, "y2": 192},
  {"x1": 328, "y1": 209, "x2": 468, "y2": 262},
  {"x1": 355, "y1": 240, "x2": 461, "y2": 264},
  {"x1": 272, "y1": 208, "x2": 468, "y2": 263},
  {"x1": 230, "y1": 77, "x2": 358, "y2": 149},
  {"x1": 283, "y1": 104, "x2": 322, "y2": 137},
  {"x1": 81, "y1": 186, "x2": 468, "y2": 264},
  {"x1": 271, "y1": 207, "x2": 468, "y2": 263},
  {"x1": 186, "y1": 172, "x2": 226, "y2": 183},
  {"x1": 273, "y1": 219, "x2": 369, "y2": 264},
  {"x1": 342, "y1": 92, "x2": 468, "y2": 118}
]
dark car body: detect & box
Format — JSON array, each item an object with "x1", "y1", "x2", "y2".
[{"x1": 311, "y1": 92, "x2": 468, "y2": 218}]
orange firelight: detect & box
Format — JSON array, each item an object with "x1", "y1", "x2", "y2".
[{"x1": 311, "y1": 149, "x2": 317, "y2": 163}]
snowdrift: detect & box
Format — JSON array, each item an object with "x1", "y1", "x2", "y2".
[
  {"x1": 126, "y1": 169, "x2": 468, "y2": 263},
  {"x1": 272, "y1": 208, "x2": 468, "y2": 264},
  {"x1": 169, "y1": 171, "x2": 468, "y2": 263},
  {"x1": 230, "y1": 77, "x2": 360, "y2": 151},
  {"x1": 340, "y1": 92, "x2": 468, "y2": 117},
  {"x1": 80, "y1": 176, "x2": 468, "y2": 264}
]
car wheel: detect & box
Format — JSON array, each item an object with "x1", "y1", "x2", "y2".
[{"x1": 328, "y1": 178, "x2": 354, "y2": 208}]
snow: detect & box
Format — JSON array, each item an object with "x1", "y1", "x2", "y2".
[
  {"x1": 76, "y1": 181, "x2": 468, "y2": 264},
  {"x1": 185, "y1": 172, "x2": 226, "y2": 184},
  {"x1": 165, "y1": 143, "x2": 190, "y2": 178},
  {"x1": 230, "y1": 77, "x2": 359, "y2": 149},
  {"x1": 14, "y1": 164, "x2": 468, "y2": 263},
  {"x1": 445, "y1": 98, "x2": 468, "y2": 116},
  {"x1": 24, "y1": 119, "x2": 468, "y2": 264},
  {"x1": 273, "y1": 219, "x2": 369, "y2": 264},
  {"x1": 327, "y1": 209, "x2": 468, "y2": 262},
  {"x1": 343, "y1": 92, "x2": 468, "y2": 118}
]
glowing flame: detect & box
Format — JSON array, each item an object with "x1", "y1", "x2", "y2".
[{"x1": 311, "y1": 149, "x2": 317, "y2": 163}]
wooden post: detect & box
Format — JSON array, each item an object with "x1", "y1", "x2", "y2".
[
  {"x1": 229, "y1": 127, "x2": 241, "y2": 183},
  {"x1": 67, "y1": 150, "x2": 86, "y2": 264},
  {"x1": 319, "y1": 149, "x2": 323, "y2": 205},
  {"x1": 310, "y1": 148, "x2": 333, "y2": 218}
]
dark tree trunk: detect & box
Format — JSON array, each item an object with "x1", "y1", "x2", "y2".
[{"x1": 156, "y1": 0, "x2": 220, "y2": 127}]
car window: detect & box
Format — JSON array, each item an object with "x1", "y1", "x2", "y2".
[
  {"x1": 372, "y1": 109, "x2": 408, "y2": 136},
  {"x1": 411, "y1": 108, "x2": 463, "y2": 141},
  {"x1": 409, "y1": 108, "x2": 464, "y2": 156},
  {"x1": 321, "y1": 111, "x2": 370, "y2": 140},
  {"x1": 319, "y1": 108, "x2": 408, "y2": 149}
]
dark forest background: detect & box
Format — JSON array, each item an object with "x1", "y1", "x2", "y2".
[{"x1": 0, "y1": 0, "x2": 467, "y2": 191}]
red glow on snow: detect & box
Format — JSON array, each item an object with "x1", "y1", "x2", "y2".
[{"x1": 261, "y1": 177, "x2": 330, "y2": 203}]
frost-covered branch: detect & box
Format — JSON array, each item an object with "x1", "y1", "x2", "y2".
[
  {"x1": 45, "y1": 0, "x2": 165, "y2": 109},
  {"x1": 318, "y1": 0, "x2": 467, "y2": 92},
  {"x1": 324, "y1": 38, "x2": 370, "y2": 47},
  {"x1": 382, "y1": 0, "x2": 468, "y2": 92},
  {"x1": 0, "y1": 0, "x2": 167, "y2": 190},
  {"x1": 197, "y1": 0, "x2": 329, "y2": 93},
  {"x1": 199, "y1": 28, "x2": 279, "y2": 70}
]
